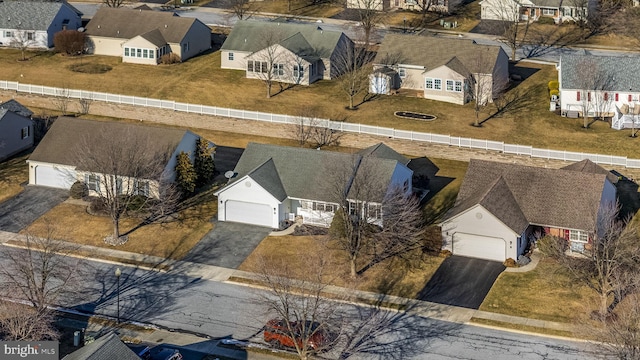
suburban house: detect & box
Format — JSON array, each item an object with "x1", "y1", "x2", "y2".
[
  {"x1": 27, "y1": 117, "x2": 208, "y2": 197},
  {"x1": 347, "y1": 0, "x2": 461, "y2": 14},
  {"x1": 370, "y1": 34, "x2": 509, "y2": 105},
  {"x1": 0, "y1": 0, "x2": 82, "y2": 49},
  {"x1": 479, "y1": 0, "x2": 595, "y2": 23},
  {"x1": 440, "y1": 159, "x2": 617, "y2": 262},
  {"x1": 0, "y1": 105, "x2": 33, "y2": 161},
  {"x1": 0, "y1": 99, "x2": 34, "y2": 118},
  {"x1": 84, "y1": 7, "x2": 211, "y2": 65},
  {"x1": 62, "y1": 332, "x2": 140, "y2": 360},
  {"x1": 214, "y1": 142, "x2": 413, "y2": 229},
  {"x1": 558, "y1": 54, "x2": 640, "y2": 130},
  {"x1": 220, "y1": 20, "x2": 354, "y2": 86}
]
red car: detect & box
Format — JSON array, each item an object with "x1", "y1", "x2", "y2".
[{"x1": 264, "y1": 319, "x2": 332, "y2": 351}]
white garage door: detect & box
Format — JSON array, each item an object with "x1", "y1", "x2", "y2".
[
  {"x1": 35, "y1": 165, "x2": 76, "y2": 189},
  {"x1": 452, "y1": 233, "x2": 506, "y2": 262},
  {"x1": 225, "y1": 200, "x2": 274, "y2": 228}
]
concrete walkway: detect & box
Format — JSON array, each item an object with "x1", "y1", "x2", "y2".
[{"x1": 0, "y1": 230, "x2": 575, "y2": 338}]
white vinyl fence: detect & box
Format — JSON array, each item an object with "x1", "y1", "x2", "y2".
[{"x1": 2, "y1": 80, "x2": 639, "y2": 168}]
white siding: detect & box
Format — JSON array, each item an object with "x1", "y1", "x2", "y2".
[
  {"x1": 216, "y1": 176, "x2": 282, "y2": 229},
  {"x1": 221, "y1": 50, "x2": 251, "y2": 70},
  {"x1": 423, "y1": 65, "x2": 466, "y2": 105},
  {"x1": 164, "y1": 131, "x2": 201, "y2": 182}
]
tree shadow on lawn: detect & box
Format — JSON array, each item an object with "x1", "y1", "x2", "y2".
[
  {"x1": 408, "y1": 157, "x2": 455, "y2": 225},
  {"x1": 616, "y1": 179, "x2": 640, "y2": 220}
]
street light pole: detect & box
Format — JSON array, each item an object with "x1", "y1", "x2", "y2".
[{"x1": 115, "y1": 267, "x2": 121, "y2": 324}]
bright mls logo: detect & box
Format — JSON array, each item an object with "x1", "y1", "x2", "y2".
[{"x1": 2, "y1": 341, "x2": 58, "y2": 359}]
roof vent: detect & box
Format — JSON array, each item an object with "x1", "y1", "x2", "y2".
[
  {"x1": 117, "y1": 30, "x2": 119, "y2": 35},
  {"x1": 244, "y1": 38, "x2": 247, "y2": 42},
  {"x1": 165, "y1": 24, "x2": 168, "y2": 28},
  {"x1": 97, "y1": 25, "x2": 101, "y2": 29}
]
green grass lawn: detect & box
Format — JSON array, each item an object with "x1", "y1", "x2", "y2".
[{"x1": 2, "y1": 49, "x2": 639, "y2": 157}]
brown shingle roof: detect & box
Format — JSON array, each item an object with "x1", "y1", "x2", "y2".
[
  {"x1": 447, "y1": 159, "x2": 609, "y2": 232},
  {"x1": 29, "y1": 117, "x2": 188, "y2": 171},
  {"x1": 374, "y1": 33, "x2": 503, "y2": 74},
  {"x1": 85, "y1": 7, "x2": 200, "y2": 44},
  {"x1": 562, "y1": 159, "x2": 618, "y2": 184}
]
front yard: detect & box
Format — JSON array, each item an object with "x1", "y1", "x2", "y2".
[
  {"x1": 0, "y1": 152, "x2": 30, "y2": 203},
  {"x1": 1, "y1": 49, "x2": 639, "y2": 157}
]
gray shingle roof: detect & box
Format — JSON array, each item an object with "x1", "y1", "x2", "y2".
[
  {"x1": 221, "y1": 20, "x2": 345, "y2": 59},
  {"x1": 85, "y1": 7, "x2": 203, "y2": 44},
  {"x1": 357, "y1": 142, "x2": 410, "y2": 165},
  {"x1": 0, "y1": 1, "x2": 77, "y2": 31},
  {"x1": 0, "y1": 99, "x2": 33, "y2": 118},
  {"x1": 29, "y1": 117, "x2": 188, "y2": 171},
  {"x1": 278, "y1": 32, "x2": 321, "y2": 62},
  {"x1": 561, "y1": 159, "x2": 619, "y2": 184},
  {"x1": 138, "y1": 29, "x2": 167, "y2": 47},
  {"x1": 229, "y1": 143, "x2": 406, "y2": 203},
  {"x1": 374, "y1": 33, "x2": 503, "y2": 74},
  {"x1": 446, "y1": 159, "x2": 609, "y2": 232},
  {"x1": 560, "y1": 54, "x2": 640, "y2": 92},
  {"x1": 62, "y1": 332, "x2": 139, "y2": 360}
]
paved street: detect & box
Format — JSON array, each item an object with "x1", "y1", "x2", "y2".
[{"x1": 24, "y1": 254, "x2": 600, "y2": 360}]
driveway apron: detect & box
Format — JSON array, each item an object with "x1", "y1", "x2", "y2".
[{"x1": 0, "y1": 186, "x2": 68, "y2": 232}]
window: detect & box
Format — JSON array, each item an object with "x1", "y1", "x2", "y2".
[
  {"x1": 615, "y1": 93, "x2": 619, "y2": 101},
  {"x1": 399, "y1": 68, "x2": 406, "y2": 78},
  {"x1": 228, "y1": 52, "x2": 234, "y2": 61},
  {"x1": 4, "y1": 31, "x2": 12, "y2": 37},
  {"x1": 455, "y1": 80, "x2": 463, "y2": 92},
  {"x1": 261, "y1": 61, "x2": 268, "y2": 73},
  {"x1": 368, "y1": 203, "x2": 382, "y2": 220},
  {"x1": 273, "y1": 63, "x2": 284, "y2": 76},
  {"x1": 143, "y1": 49, "x2": 148, "y2": 58},
  {"x1": 134, "y1": 180, "x2": 150, "y2": 197},
  {"x1": 136, "y1": 48, "x2": 141, "y2": 57},
  {"x1": 542, "y1": 8, "x2": 555, "y2": 15},
  {"x1": 348, "y1": 201, "x2": 359, "y2": 216},
  {"x1": 446, "y1": 80, "x2": 454, "y2": 91},
  {"x1": 311, "y1": 202, "x2": 335, "y2": 212},
  {"x1": 604, "y1": 92, "x2": 608, "y2": 101},
  {"x1": 85, "y1": 174, "x2": 101, "y2": 193},
  {"x1": 434, "y1": 78, "x2": 442, "y2": 90},
  {"x1": 149, "y1": 50, "x2": 154, "y2": 59},
  {"x1": 588, "y1": 92, "x2": 591, "y2": 102},
  {"x1": 576, "y1": 92, "x2": 580, "y2": 101},
  {"x1": 247, "y1": 60, "x2": 254, "y2": 72},
  {"x1": 425, "y1": 78, "x2": 433, "y2": 89},
  {"x1": 629, "y1": 94, "x2": 633, "y2": 102},
  {"x1": 293, "y1": 64, "x2": 304, "y2": 79},
  {"x1": 27, "y1": 32, "x2": 34, "y2": 41},
  {"x1": 569, "y1": 230, "x2": 588, "y2": 253},
  {"x1": 21, "y1": 127, "x2": 29, "y2": 139},
  {"x1": 183, "y1": 42, "x2": 189, "y2": 53},
  {"x1": 124, "y1": 48, "x2": 130, "y2": 57}
]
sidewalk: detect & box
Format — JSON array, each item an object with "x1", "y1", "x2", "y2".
[{"x1": 0, "y1": 230, "x2": 575, "y2": 340}]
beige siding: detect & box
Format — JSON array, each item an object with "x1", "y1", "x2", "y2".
[
  {"x1": 328, "y1": 34, "x2": 355, "y2": 80},
  {"x1": 399, "y1": 67, "x2": 424, "y2": 90},
  {"x1": 423, "y1": 66, "x2": 466, "y2": 105},
  {"x1": 491, "y1": 49, "x2": 510, "y2": 98},
  {"x1": 221, "y1": 50, "x2": 251, "y2": 70},
  {"x1": 88, "y1": 36, "x2": 126, "y2": 56},
  {"x1": 123, "y1": 37, "x2": 159, "y2": 65},
  {"x1": 247, "y1": 45, "x2": 315, "y2": 85}
]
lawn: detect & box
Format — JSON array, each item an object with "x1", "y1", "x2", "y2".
[
  {"x1": 2, "y1": 49, "x2": 639, "y2": 157},
  {"x1": 22, "y1": 189, "x2": 217, "y2": 260},
  {"x1": 479, "y1": 257, "x2": 597, "y2": 324},
  {"x1": 0, "y1": 152, "x2": 30, "y2": 203}
]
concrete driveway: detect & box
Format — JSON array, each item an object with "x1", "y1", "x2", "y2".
[
  {"x1": 418, "y1": 256, "x2": 505, "y2": 309},
  {"x1": 183, "y1": 222, "x2": 271, "y2": 269},
  {"x1": 0, "y1": 186, "x2": 68, "y2": 232}
]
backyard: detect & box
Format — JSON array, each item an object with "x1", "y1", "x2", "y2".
[{"x1": 1, "y1": 49, "x2": 639, "y2": 157}]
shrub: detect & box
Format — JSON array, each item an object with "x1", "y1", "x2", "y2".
[
  {"x1": 550, "y1": 89, "x2": 559, "y2": 97},
  {"x1": 548, "y1": 80, "x2": 559, "y2": 90},
  {"x1": 160, "y1": 53, "x2": 181, "y2": 64},
  {"x1": 54, "y1": 30, "x2": 86, "y2": 56},
  {"x1": 503, "y1": 258, "x2": 518, "y2": 267},
  {"x1": 329, "y1": 208, "x2": 347, "y2": 239},
  {"x1": 538, "y1": 16, "x2": 555, "y2": 25},
  {"x1": 89, "y1": 198, "x2": 108, "y2": 214},
  {"x1": 537, "y1": 235, "x2": 567, "y2": 258},
  {"x1": 439, "y1": 249, "x2": 452, "y2": 258},
  {"x1": 69, "y1": 181, "x2": 88, "y2": 199}
]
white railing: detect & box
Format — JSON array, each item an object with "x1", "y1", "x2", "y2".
[{"x1": 2, "y1": 80, "x2": 640, "y2": 169}]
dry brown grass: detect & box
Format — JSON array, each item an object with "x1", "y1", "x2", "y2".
[
  {"x1": 22, "y1": 191, "x2": 217, "y2": 260},
  {"x1": 0, "y1": 152, "x2": 30, "y2": 203},
  {"x1": 238, "y1": 235, "x2": 444, "y2": 297},
  {"x1": 480, "y1": 257, "x2": 598, "y2": 324},
  {"x1": 469, "y1": 318, "x2": 575, "y2": 337},
  {"x1": 254, "y1": 0, "x2": 344, "y2": 18}
]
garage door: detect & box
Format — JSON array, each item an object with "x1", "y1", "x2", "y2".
[
  {"x1": 452, "y1": 233, "x2": 506, "y2": 262},
  {"x1": 225, "y1": 200, "x2": 274, "y2": 228},
  {"x1": 35, "y1": 165, "x2": 76, "y2": 189}
]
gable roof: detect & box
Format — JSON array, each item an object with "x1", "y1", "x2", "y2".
[
  {"x1": 221, "y1": 20, "x2": 346, "y2": 59},
  {"x1": 278, "y1": 32, "x2": 321, "y2": 62},
  {"x1": 0, "y1": 1, "x2": 79, "y2": 31},
  {"x1": 62, "y1": 332, "x2": 139, "y2": 360},
  {"x1": 136, "y1": 29, "x2": 167, "y2": 47},
  {"x1": 560, "y1": 54, "x2": 640, "y2": 92},
  {"x1": 0, "y1": 99, "x2": 33, "y2": 118},
  {"x1": 446, "y1": 159, "x2": 610, "y2": 232},
  {"x1": 357, "y1": 142, "x2": 410, "y2": 165},
  {"x1": 561, "y1": 159, "x2": 619, "y2": 184},
  {"x1": 29, "y1": 117, "x2": 189, "y2": 170},
  {"x1": 85, "y1": 7, "x2": 202, "y2": 44},
  {"x1": 227, "y1": 142, "x2": 407, "y2": 203},
  {"x1": 374, "y1": 34, "x2": 503, "y2": 74}
]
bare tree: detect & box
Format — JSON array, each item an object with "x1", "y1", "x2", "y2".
[
  {"x1": 551, "y1": 201, "x2": 640, "y2": 318},
  {"x1": 467, "y1": 49, "x2": 507, "y2": 126},
  {"x1": 326, "y1": 156, "x2": 424, "y2": 277},
  {"x1": 103, "y1": 0, "x2": 128, "y2": 7},
  {"x1": 254, "y1": 250, "x2": 342, "y2": 360},
  {"x1": 291, "y1": 108, "x2": 343, "y2": 148},
  {"x1": 335, "y1": 45, "x2": 372, "y2": 110},
  {"x1": 10, "y1": 28, "x2": 35, "y2": 61},
  {"x1": 310, "y1": 121, "x2": 343, "y2": 148},
  {"x1": 230, "y1": 0, "x2": 259, "y2": 20},
  {"x1": 576, "y1": 58, "x2": 615, "y2": 128},
  {"x1": 248, "y1": 29, "x2": 287, "y2": 98},
  {"x1": 589, "y1": 292, "x2": 640, "y2": 359},
  {"x1": 78, "y1": 97, "x2": 93, "y2": 115},
  {"x1": 484, "y1": 0, "x2": 530, "y2": 60},
  {"x1": 0, "y1": 302, "x2": 59, "y2": 341},
  {"x1": 351, "y1": 0, "x2": 386, "y2": 47},
  {"x1": 71, "y1": 126, "x2": 180, "y2": 245},
  {"x1": 52, "y1": 87, "x2": 71, "y2": 115},
  {"x1": 0, "y1": 223, "x2": 80, "y2": 314}
]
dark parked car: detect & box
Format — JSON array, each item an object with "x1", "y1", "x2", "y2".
[{"x1": 264, "y1": 319, "x2": 332, "y2": 351}]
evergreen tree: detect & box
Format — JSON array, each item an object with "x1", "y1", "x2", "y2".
[
  {"x1": 175, "y1": 151, "x2": 197, "y2": 195},
  {"x1": 194, "y1": 137, "x2": 215, "y2": 187}
]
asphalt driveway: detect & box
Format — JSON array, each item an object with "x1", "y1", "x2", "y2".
[
  {"x1": 183, "y1": 222, "x2": 271, "y2": 269},
  {"x1": 0, "y1": 186, "x2": 68, "y2": 232},
  {"x1": 418, "y1": 256, "x2": 505, "y2": 309}
]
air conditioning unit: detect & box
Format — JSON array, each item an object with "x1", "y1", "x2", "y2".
[{"x1": 288, "y1": 213, "x2": 295, "y2": 221}]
